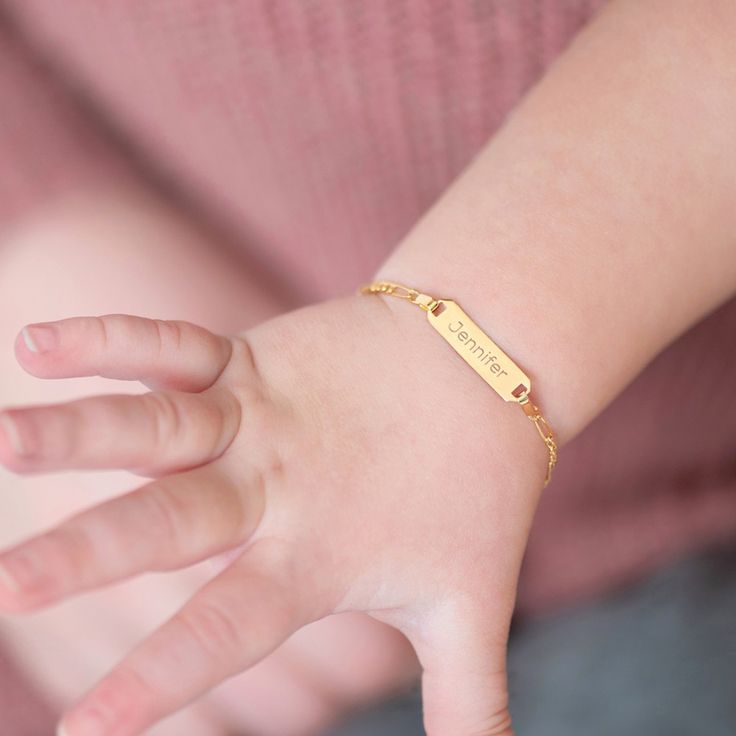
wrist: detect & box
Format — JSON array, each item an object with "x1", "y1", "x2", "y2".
[
  {"x1": 370, "y1": 261, "x2": 590, "y2": 450},
  {"x1": 371, "y1": 0, "x2": 736, "y2": 450},
  {"x1": 356, "y1": 286, "x2": 553, "y2": 494}
]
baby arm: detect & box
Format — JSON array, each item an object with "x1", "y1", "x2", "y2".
[{"x1": 381, "y1": 0, "x2": 736, "y2": 447}]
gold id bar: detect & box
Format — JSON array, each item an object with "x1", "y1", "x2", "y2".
[
  {"x1": 427, "y1": 300, "x2": 531, "y2": 402},
  {"x1": 359, "y1": 281, "x2": 557, "y2": 486}
]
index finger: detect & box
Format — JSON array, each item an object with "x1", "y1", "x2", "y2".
[{"x1": 57, "y1": 542, "x2": 320, "y2": 736}]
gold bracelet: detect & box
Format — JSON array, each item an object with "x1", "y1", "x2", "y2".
[{"x1": 360, "y1": 280, "x2": 558, "y2": 488}]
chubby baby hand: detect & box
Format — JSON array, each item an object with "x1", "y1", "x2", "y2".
[{"x1": 0, "y1": 294, "x2": 547, "y2": 736}]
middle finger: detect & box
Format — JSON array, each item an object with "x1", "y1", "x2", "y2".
[{"x1": 0, "y1": 462, "x2": 264, "y2": 612}]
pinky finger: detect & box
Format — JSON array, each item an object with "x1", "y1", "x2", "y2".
[
  {"x1": 57, "y1": 541, "x2": 322, "y2": 736},
  {"x1": 16, "y1": 314, "x2": 233, "y2": 392}
]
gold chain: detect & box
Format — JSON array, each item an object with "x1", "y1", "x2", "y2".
[{"x1": 360, "y1": 280, "x2": 558, "y2": 487}]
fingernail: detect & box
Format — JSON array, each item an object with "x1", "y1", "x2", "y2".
[
  {"x1": 59, "y1": 707, "x2": 109, "y2": 736},
  {"x1": 0, "y1": 412, "x2": 26, "y2": 456},
  {"x1": 0, "y1": 550, "x2": 40, "y2": 593},
  {"x1": 0, "y1": 561, "x2": 20, "y2": 593},
  {"x1": 22, "y1": 324, "x2": 58, "y2": 353}
]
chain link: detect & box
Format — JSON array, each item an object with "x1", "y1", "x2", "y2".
[
  {"x1": 360, "y1": 281, "x2": 439, "y2": 312},
  {"x1": 361, "y1": 280, "x2": 558, "y2": 488},
  {"x1": 516, "y1": 391, "x2": 558, "y2": 487}
]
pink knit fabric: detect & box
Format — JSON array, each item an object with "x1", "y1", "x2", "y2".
[
  {"x1": 0, "y1": 1, "x2": 734, "y2": 726},
  {"x1": 1, "y1": 0, "x2": 608, "y2": 300}
]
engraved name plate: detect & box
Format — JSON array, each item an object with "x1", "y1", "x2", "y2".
[{"x1": 426, "y1": 300, "x2": 530, "y2": 402}]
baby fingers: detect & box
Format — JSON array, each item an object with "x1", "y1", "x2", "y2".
[
  {"x1": 58, "y1": 542, "x2": 315, "y2": 736},
  {"x1": 15, "y1": 314, "x2": 233, "y2": 391},
  {"x1": 0, "y1": 387, "x2": 240, "y2": 476},
  {"x1": 0, "y1": 463, "x2": 264, "y2": 612}
]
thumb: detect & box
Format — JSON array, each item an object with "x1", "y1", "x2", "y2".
[{"x1": 414, "y1": 602, "x2": 514, "y2": 736}]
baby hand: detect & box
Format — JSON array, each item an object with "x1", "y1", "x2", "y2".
[{"x1": 0, "y1": 294, "x2": 547, "y2": 736}]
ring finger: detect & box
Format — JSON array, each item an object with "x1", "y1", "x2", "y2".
[{"x1": 0, "y1": 387, "x2": 241, "y2": 476}]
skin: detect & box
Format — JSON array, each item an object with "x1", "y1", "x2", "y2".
[
  {"x1": 0, "y1": 300, "x2": 544, "y2": 736},
  {"x1": 1, "y1": 0, "x2": 736, "y2": 734},
  {"x1": 0, "y1": 191, "x2": 418, "y2": 736}
]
